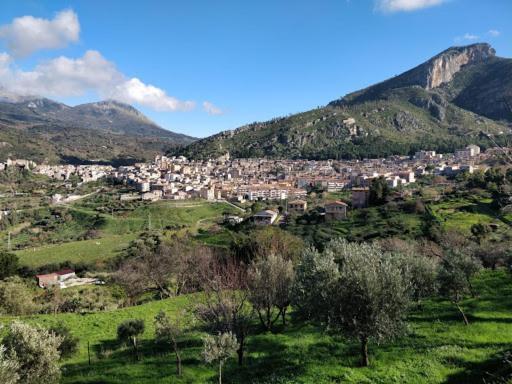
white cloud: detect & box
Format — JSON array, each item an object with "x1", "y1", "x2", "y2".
[
  {"x1": 488, "y1": 29, "x2": 500, "y2": 37},
  {"x1": 112, "y1": 78, "x2": 195, "y2": 111},
  {"x1": 375, "y1": 0, "x2": 445, "y2": 13},
  {"x1": 202, "y1": 101, "x2": 223, "y2": 115},
  {"x1": 454, "y1": 33, "x2": 479, "y2": 43},
  {"x1": 0, "y1": 9, "x2": 79, "y2": 57},
  {"x1": 0, "y1": 50, "x2": 195, "y2": 112}
]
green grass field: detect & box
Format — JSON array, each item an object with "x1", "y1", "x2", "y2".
[
  {"x1": 9, "y1": 200, "x2": 241, "y2": 268},
  {"x1": 2, "y1": 270, "x2": 511, "y2": 384},
  {"x1": 14, "y1": 234, "x2": 136, "y2": 268}
]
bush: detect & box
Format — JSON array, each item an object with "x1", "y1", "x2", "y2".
[{"x1": 0, "y1": 252, "x2": 19, "y2": 280}]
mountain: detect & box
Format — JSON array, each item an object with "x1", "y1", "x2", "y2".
[
  {"x1": 180, "y1": 43, "x2": 512, "y2": 160},
  {"x1": 0, "y1": 93, "x2": 196, "y2": 164}
]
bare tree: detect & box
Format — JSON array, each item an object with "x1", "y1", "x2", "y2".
[
  {"x1": 195, "y1": 258, "x2": 253, "y2": 366},
  {"x1": 115, "y1": 240, "x2": 214, "y2": 302}
]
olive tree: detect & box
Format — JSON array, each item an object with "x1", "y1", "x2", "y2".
[
  {"x1": 329, "y1": 240, "x2": 411, "y2": 366},
  {"x1": 117, "y1": 319, "x2": 145, "y2": 360},
  {"x1": 0, "y1": 344, "x2": 19, "y2": 384},
  {"x1": 202, "y1": 332, "x2": 239, "y2": 384},
  {"x1": 438, "y1": 251, "x2": 481, "y2": 325},
  {"x1": 154, "y1": 310, "x2": 184, "y2": 376},
  {"x1": 292, "y1": 247, "x2": 339, "y2": 323},
  {"x1": 247, "y1": 253, "x2": 294, "y2": 330},
  {"x1": 2, "y1": 321, "x2": 62, "y2": 384},
  {"x1": 294, "y1": 239, "x2": 412, "y2": 367}
]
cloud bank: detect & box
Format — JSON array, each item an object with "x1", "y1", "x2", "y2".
[
  {"x1": 375, "y1": 0, "x2": 445, "y2": 13},
  {"x1": 0, "y1": 9, "x2": 79, "y2": 57},
  {"x1": 0, "y1": 9, "x2": 202, "y2": 113},
  {"x1": 0, "y1": 50, "x2": 195, "y2": 111}
]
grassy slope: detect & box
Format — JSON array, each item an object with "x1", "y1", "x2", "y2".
[
  {"x1": 12, "y1": 201, "x2": 240, "y2": 268},
  {"x1": 1, "y1": 270, "x2": 510, "y2": 384},
  {"x1": 15, "y1": 234, "x2": 136, "y2": 268}
]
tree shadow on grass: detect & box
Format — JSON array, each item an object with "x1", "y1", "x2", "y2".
[
  {"x1": 443, "y1": 349, "x2": 511, "y2": 384},
  {"x1": 222, "y1": 336, "x2": 306, "y2": 384}
]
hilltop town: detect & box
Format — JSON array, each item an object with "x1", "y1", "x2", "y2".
[{"x1": 2, "y1": 144, "x2": 503, "y2": 204}]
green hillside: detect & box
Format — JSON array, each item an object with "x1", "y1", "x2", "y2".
[
  {"x1": 2, "y1": 270, "x2": 511, "y2": 384},
  {"x1": 178, "y1": 44, "x2": 512, "y2": 160}
]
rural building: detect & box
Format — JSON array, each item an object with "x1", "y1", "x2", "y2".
[
  {"x1": 352, "y1": 187, "x2": 370, "y2": 208},
  {"x1": 36, "y1": 269, "x2": 76, "y2": 288},
  {"x1": 252, "y1": 210, "x2": 278, "y2": 225},
  {"x1": 288, "y1": 200, "x2": 307, "y2": 214},
  {"x1": 325, "y1": 201, "x2": 348, "y2": 221}
]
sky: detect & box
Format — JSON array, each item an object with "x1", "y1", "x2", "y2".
[{"x1": 0, "y1": 0, "x2": 510, "y2": 138}]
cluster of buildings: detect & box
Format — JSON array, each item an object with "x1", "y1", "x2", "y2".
[
  {"x1": 0, "y1": 158, "x2": 37, "y2": 171},
  {"x1": 106, "y1": 144, "x2": 491, "y2": 206},
  {"x1": 33, "y1": 164, "x2": 114, "y2": 183},
  {"x1": 4, "y1": 144, "x2": 503, "y2": 226}
]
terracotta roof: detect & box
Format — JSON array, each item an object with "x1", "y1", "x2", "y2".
[{"x1": 325, "y1": 200, "x2": 348, "y2": 206}]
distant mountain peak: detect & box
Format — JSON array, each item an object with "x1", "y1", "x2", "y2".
[
  {"x1": 423, "y1": 43, "x2": 495, "y2": 89},
  {"x1": 335, "y1": 43, "x2": 499, "y2": 106}
]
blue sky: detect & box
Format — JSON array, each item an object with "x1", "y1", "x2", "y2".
[{"x1": 0, "y1": 0, "x2": 510, "y2": 138}]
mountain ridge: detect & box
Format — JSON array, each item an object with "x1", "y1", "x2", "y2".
[
  {"x1": 179, "y1": 43, "x2": 512, "y2": 160},
  {"x1": 0, "y1": 92, "x2": 196, "y2": 164}
]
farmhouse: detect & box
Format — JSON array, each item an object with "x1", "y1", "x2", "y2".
[
  {"x1": 36, "y1": 269, "x2": 101, "y2": 289},
  {"x1": 252, "y1": 210, "x2": 278, "y2": 225},
  {"x1": 288, "y1": 199, "x2": 307, "y2": 214},
  {"x1": 325, "y1": 201, "x2": 348, "y2": 221},
  {"x1": 36, "y1": 269, "x2": 76, "y2": 288}
]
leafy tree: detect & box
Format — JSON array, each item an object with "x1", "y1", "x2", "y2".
[
  {"x1": 231, "y1": 227, "x2": 303, "y2": 264},
  {"x1": 2, "y1": 321, "x2": 62, "y2": 384},
  {"x1": 247, "y1": 253, "x2": 294, "y2": 330},
  {"x1": 292, "y1": 247, "x2": 339, "y2": 323},
  {"x1": 369, "y1": 176, "x2": 391, "y2": 206},
  {"x1": 117, "y1": 319, "x2": 145, "y2": 360},
  {"x1": 0, "y1": 277, "x2": 39, "y2": 315},
  {"x1": 438, "y1": 251, "x2": 481, "y2": 325},
  {"x1": 402, "y1": 253, "x2": 438, "y2": 305},
  {"x1": 381, "y1": 240, "x2": 438, "y2": 305},
  {"x1": 48, "y1": 323, "x2": 79, "y2": 359},
  {"x1": 202, "y1": 332, "x2": 239, "y2": 384},
  {"x1": 154, "y1": 310, "x2": 184, "y2": 376},
  {"x1": 421, "y1": 206, "x2": 443, "y2": 241},
  {"x1": 328, "y1": 240, "x2": 411, "y2": 366},
  {"x1": 0, "y1": 252, "x2": 19, "y2": 280},
  {"x1": 294, "y1": 239, "x2": 412, "y2": 366},
  {"x1": 0, "y1": 344, "x2": 19, "y2": 384}
]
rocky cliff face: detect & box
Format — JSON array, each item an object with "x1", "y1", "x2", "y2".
[{"x1": 425, "y1": 43, "x2": 496, "y2": 89}]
